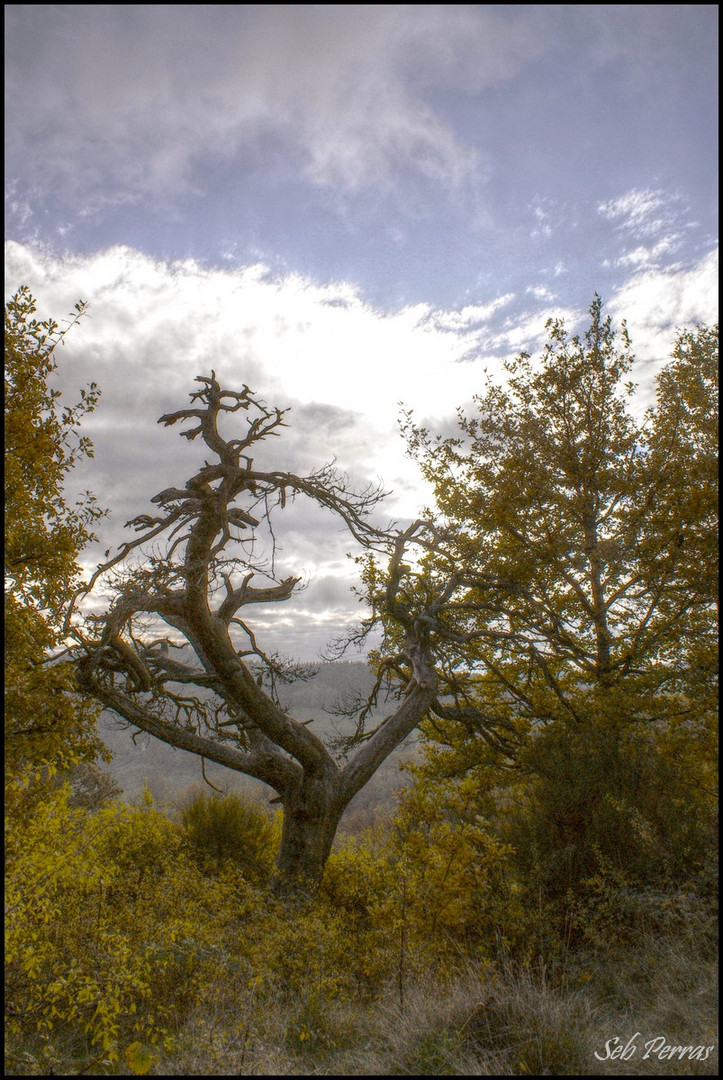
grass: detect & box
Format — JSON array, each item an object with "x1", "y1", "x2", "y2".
[{"x1": 153, "y1": 917, "x2": 718, "y2": 1076}]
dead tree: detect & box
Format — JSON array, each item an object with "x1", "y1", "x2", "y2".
[{"x1": 69, "y1": 372, "x2": 439, "y2": 897}]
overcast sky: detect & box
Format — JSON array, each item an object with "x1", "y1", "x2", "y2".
[{"x1": 5, "y1": 4, "x2": 718, "y2": 660}]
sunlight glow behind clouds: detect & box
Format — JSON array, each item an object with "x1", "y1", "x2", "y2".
[
  {"x1": 4, "y1": 241, "x2": 506, "y2": 427},
  {"x1": 5, "y1": 237, "x2": 717, "y2": 656},
  {"x1": 7, "y1": 239, "x2": 717, "y2": 501}
]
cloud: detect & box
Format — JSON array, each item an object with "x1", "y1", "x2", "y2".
[
  {"x1": 423, "y1": 293, "x2": 515, "y2": 332},
  {"x1": 7, "y1": 239, "x2": 717, "y2": 654},
  {"x1": 5, "y1": 5, "x2": 549, "y2": 215},
  {"x1": 607, "y1": 247, "x2": 718, "y2": 407},
  {"x1": 598, "y1": 187, "x2": 685, "y2": 245},
  {"x1": 597, "y1": 187, "x2": 699, "y2": 272},
  {"x1": 613, "y1": 237, "x2": 682, "y2": 270},
  {"x1": 3, "y1": 240, "x2": 510, "y2": 564},
  {"x1": 525, "y1": 284, "x2": 556, "y2": 301},
  {"x1": 597, "y1": 189, "x2": 672, "y2": 237},
  {"x1": 530, "y1": 199, "x2": 555, "y2": 239}
]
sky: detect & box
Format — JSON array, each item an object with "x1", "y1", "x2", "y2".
[{"x1": 5, "y1": 4, "x2": 719, "y2": 661}]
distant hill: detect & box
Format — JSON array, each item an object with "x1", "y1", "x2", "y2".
[{"x1": 96, "y1": 661, "x2": 418, "y2": 823}]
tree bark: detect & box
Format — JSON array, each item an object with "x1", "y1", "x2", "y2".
[{"x1": 272, "y1": 773, "x2": 346, "y2": 898}]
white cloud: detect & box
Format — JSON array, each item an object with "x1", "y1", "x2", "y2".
[
  {"x1": 597, "y1": 187, "x2": 689, "y2": 246},
  {"x1": 607, "y1": 247, "x2": 718, "y2": 409},
  {"x1": 424, "y1": 293, "x2": 515, "y2": 332},
  {"x1": 5, "y1": 5, "x2": 548, "y2": 210},
  {"x1": 531, "y1": 208, "x2": 552, "y2": 239},
  {"x1": 7, "y1": 239, "x2": 717, "y2": 654},
  {"x1": 528, "y1": 195, "x2": 574, "y2": 242},
  {"x1": 598, "y1": 189, "x2": 670, "y2": 235},
  {"x1": 525, "y1": 284, "x2": 555, "y2": 300},
  {"x1": 612, "y1": 236, "x2": 682, "y2": 270},
  {"x1": 597, "y1": 187, "x2": 700, "y2": 272},
  {"x1": 495, "y1": 307, "x2": 579, "y2": 352},
  {"x1": 3, "y1": 240, "x2": 509, "y2": 554}
]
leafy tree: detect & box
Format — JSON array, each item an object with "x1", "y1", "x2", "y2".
[
  {"x1": 362, "y1": 299, "x2": 717, "y2": 894},
  {"x1": 4, "y1": 286, "x2": 106, "y2": 782},
  {"x1": 69, "y1": 372, "x2": 440, "y2": 897},
  {"x1": 637, "y1": 323, "x2": 718, "y2": 713}
]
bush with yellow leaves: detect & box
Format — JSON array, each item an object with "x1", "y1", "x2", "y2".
[
  {"x1": 4, "y1": 784, "x2": 257, "y2": 1075},
  {"x1": 180, "y1": 788, "x2": 278, "y2": 885},
  {"x1": 323, "y1": 777, "x2": 533, "y2": 972}
]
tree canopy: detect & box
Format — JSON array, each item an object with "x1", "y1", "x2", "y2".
[
  {"x1": 362, "y1": 297, "x2": 717, "y2": 891},
  {"x1": 366, "y1": 299, "x2": 717, "y2": 728},
  {"x1": 5, "y1": 286, "x2": 106, "y2": 780}
]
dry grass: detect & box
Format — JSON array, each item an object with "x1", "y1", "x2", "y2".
[{"x1": 155, "y1": 918, "x2": 718, "y2": 1076}]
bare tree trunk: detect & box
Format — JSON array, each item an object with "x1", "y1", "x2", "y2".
[{"x1": 271, "y1": 775, "x2": 346, "y2": 898}]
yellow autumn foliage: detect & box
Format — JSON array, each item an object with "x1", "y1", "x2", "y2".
[{"x1": 5, "y1": 786, "x2": 255, "y2": 1073}]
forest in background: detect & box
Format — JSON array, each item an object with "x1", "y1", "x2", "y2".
[{"x1": 5, "y1": 287, "x2": 717, "y2": 1075}]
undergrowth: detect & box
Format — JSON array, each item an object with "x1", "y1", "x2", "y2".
[{"x1": 5, "y1": 786, "x2": 717, "y2": 1075}]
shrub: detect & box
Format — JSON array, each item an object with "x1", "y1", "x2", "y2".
[
  {"x1": 181, "y1": 789, "x2": 277, "y2": 884},
  {"x1": 4, "y1": 786, "x2": 251, "y2": 1074}
]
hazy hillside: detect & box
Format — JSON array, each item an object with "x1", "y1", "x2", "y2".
[{"x1": 97, "y1": 661, "x2": 418, "y2": 821}]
